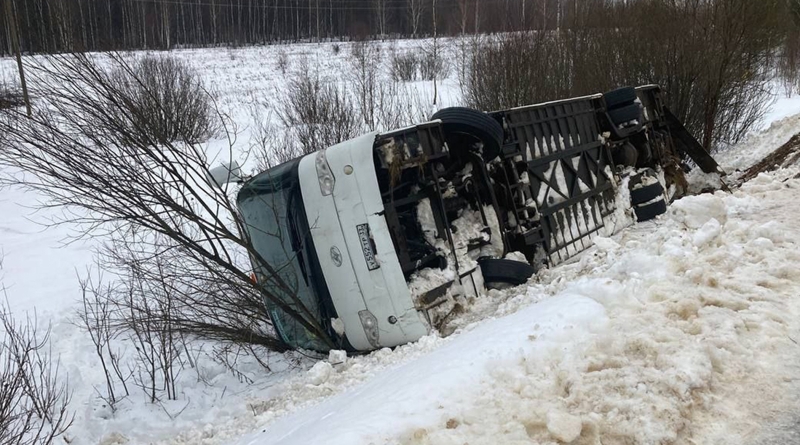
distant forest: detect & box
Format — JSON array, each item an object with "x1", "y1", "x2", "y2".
[{"x1": 0, "y1": 0, "x2": 585, "y2": 55}]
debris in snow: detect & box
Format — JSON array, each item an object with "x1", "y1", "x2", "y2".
[
  {"x1": 739, "y1": 133, "x2": 800, "y2": 183},
  {"x1": 669, "y1": 193, "x2": 728, "y2": 229},
  {"x1": 410, "y1": 197, "x2": 501, "y2": 306},
  {"x1": 546, "y1": 411, "x2": 583, "y2": 443},
  {"x1": 328, "y1": 350, "x2": 347, "y2": 366},
  {"x1": 307, "y1": 361, "x2": 334, "y2": 386}
]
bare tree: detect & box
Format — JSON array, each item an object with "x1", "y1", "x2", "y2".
[
  {"x1": 375, "y1": 0, "x2": 388, "y2": 38},
  {"x1": 474, "y1": 0, "x2": 480, "y2": 33},
  {"x1": 428, "y1": 0, "x2": 440, "y2": 104},
  {"x1": 457, "y1": 0, "x2": 469, "y2": 35},
  {"x1": 0, "y1": 0, "x2": 791, "y2": 55},
  {"x1": 407, "y1": 0, "x2": 423, "y2": 37},
  {"x1": 0, "y1": 53, "x2": 338, "y2": 351}
]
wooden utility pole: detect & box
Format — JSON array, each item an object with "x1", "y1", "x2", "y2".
[{"x1": 5, "y1": 0, "x2": 31, "y2": 117}]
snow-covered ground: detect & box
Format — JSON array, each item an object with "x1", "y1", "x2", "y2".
[
  {"x1": 719, "y1": 85, "x2": 800, "y2": 174},
  {"x1": 2, "y1": 39, "x2": 800, "y2": 445},
  {"x1": 209, "y1": 164, "x2": 800, "y2": 445}
]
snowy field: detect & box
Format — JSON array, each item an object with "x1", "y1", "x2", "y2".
[{"x1": 1, "y1": 39, "x2": 800, "y2": 445}]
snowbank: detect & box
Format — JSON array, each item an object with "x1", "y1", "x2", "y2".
[
  {"x1": 718, "y1": 112, "x2": 800, "y2": 174},
  {"x1": 235, "y1": 296, "x2": 606, "y2": 445},
  {"x1": 213, "y1": 165, "x2": 800, "y2": 445}
]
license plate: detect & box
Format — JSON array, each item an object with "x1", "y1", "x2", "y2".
[{"x1": 357, "y1": 223, "x2": 380, "y2": 271}]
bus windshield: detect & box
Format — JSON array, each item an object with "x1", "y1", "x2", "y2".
[{"x1": 237, "y1": 159, "x2": 330, "y2": 351}]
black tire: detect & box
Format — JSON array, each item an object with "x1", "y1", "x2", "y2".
[
  {"x1": 478, "y1": 258, "x2": 535, "y2": 286},
  {"x1": 604, "y1": 87, "x2": 637, "y2": 109},
  {"x1": 431, "y1": 107, "x2": 504, "y2": 161},
  {"x1": 634, "y1": 199, "x2": 667, "y2": 222},
  {"x1": 630, "y1": 182, "x2": 664, "y2": 206},
  {"x1": 608, "y1": 103, "x2": 642, "y2": 126}
]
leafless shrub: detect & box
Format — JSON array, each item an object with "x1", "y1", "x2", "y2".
[
  {"x1": 77, "y1": 227, "x2": 287, "y2": 405},
  {"x1": 464, "y1": 33, "x2": 570, "y2": 111},
  {"x1": 390, "y1": 51, "x2": 419, "y2": 82},
  {"x1": 253, "y1": 42, "x2": 431, "y2": 169},
  {"x1": 349, "y1": 41, "x2": 383, "y2": 130},
  {"x1": 103, "y1": 226, "x2": 292, "y2": 354},
  {"x1": 373, "y1": 82, "x2": 408, "y2": 131},
  {"x1": 77, "y1": 272, "x2": 130, "y2": 412},
  {"x1": 123, "y1": 266, "x2": 182, "y2": 403},
  {"x1": 277, "y1": 65, "x2": 363, "y2": 155},
  {"x1": 81, "y1": 229, "x2": 286, "y2": 404},
  {"x1": 78, "y1": 258, "x2": 185, "y2": 405},
  {"x1": 376, "y1": 82, "x2": 434, "y2": 131},
  {"x1": 349, "y1": 42, "x2": 429, "y2": 131},
  {"x1": 419, "y1": 45, "x2": 448, "y2": 82},
  {"x1": 276, "y1": 49, "x2": 290, "y2": 75},
  {"x1": 249, "y1": 101, "x2": 298, "y2": 172},
  {"x1": 211, "y1": 344, "x2": 256, "y2": 384},
  {"x1": 465, "y1": 0, "x2": 786, "y2": 150},
  {"x1": 0, "y1": 52, "x2": 337, "y2": 352},
  {"x1": 0, "y1": 74, "x2": 24, "y2": 110},
  {"x1": 1, "y1": 297, "x2": 73, "y2": 445},
  {"x1": 111, "y1": 55, "x2": 218, "y2": 144},
  {"x1": 592, "y1": 0, "x2": 783, "y2": 150},
  {"x1": 453, "y1": 36, "x2": 478, "y2": 89},
  {"x1": 778, "y1": 27, "x2": 800, "y2": 95}
]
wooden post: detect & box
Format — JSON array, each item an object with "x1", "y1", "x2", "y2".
[
  {"x1": 5, "y1": 0, "x2": 31, "y2": 117},
  {"x1": 432, "y1": 0, "x2": 438, "y2": 105}
]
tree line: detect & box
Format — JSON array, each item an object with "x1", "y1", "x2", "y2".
[{"x1": 0, "y1": 0, "x2": 584, "y2": 55}]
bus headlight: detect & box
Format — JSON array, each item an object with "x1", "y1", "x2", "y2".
[
  {"x1": 358, "y1": 310, "x2": 380, "y2": 348},
  {"x1": 315, "y1": 150, "x2": 335, "y2": 196}
]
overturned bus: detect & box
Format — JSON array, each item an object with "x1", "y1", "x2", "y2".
[{"x1": 235, "y1": 85, "x2": 723, "y2": 352}]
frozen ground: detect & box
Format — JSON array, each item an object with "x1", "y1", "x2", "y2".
[{"x1": 1, "y1": 39, "x2": 800, "y2": 445}]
